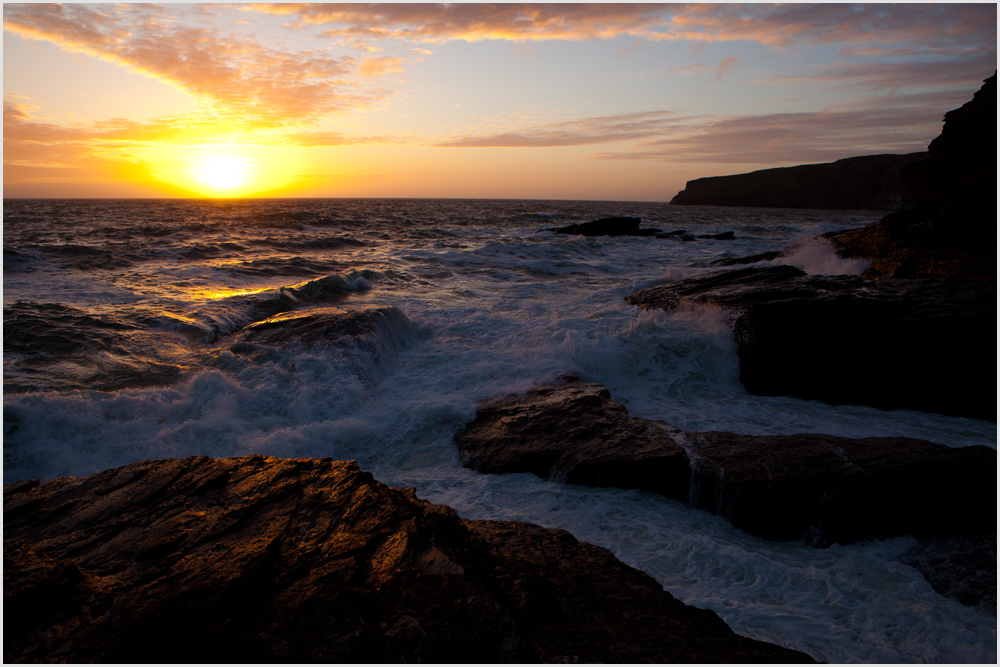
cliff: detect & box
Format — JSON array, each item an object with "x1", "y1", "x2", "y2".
[{"x1": 670, "y1": 152, "x2": 927, "y2": 210}]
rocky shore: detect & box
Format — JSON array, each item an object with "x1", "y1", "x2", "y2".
[
  {"x1": 633, "y1": 73, "x2": 997, "y2": 419},
  {"x1": 454, "y1": 378, "x2": 996, "y2": 606},
  {"x1": 4, "y1": 456, "x2": 813, "y2": 663},
  {"x1": 455, "y1": 379, "x2": 996, "y2": 546}
]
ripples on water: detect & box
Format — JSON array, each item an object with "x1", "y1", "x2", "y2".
[{"x1": 3, "y1": 198, "x2": 996, "y2": 662}]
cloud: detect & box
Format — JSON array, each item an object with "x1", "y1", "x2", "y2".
[
  {"x1": 358, "y1": 57, "x2": 405, "y2": 76},
  {"x1": 591, "y1": 90, "x2": 974, "y2": 164},
  {"x1": 767, "y1": 52, "x2": 997, "y2": 92},
  {"x1": 431, "y1": 83, "x2": 982, "y2": 165},
  {"x1": 436, "y1": 110, "x2": 687, "y2": 148},
  {"x1": 2, "y1": 3, "x2": 372, "y2": 126},
  {"x1": 716, "y1": 56, "x2": 739, "y2": 79},
  {"x1": 250, "y1": 3, "x2": 996, "y2": 50}
]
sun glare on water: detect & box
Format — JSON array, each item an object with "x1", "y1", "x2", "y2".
[{"x1": 192, "y1": 156, "x2": 253, "y2": 192}]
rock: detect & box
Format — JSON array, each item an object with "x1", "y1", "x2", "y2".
[
  {"x1": 230, "y1": 305, "x2": 412, "y2": 351},
  {"x1": 670, "y1": 152, "x2": 927, "y2": 210},
  {"x1": 711, "y1": 250, "x2": 782, "y2": 266},
  {"x1": 698, "y1": 231, "x2": 736, "y2": 240},
  {"x1": 454, "y1": 379, "x2": 997, "y2": 547},
  {"x1": 830, "y1": 73, "x2": 996, "y2": 282},
  {"x1": 549, "y1": 216, "x2": 661, "y2": 237},
  {"x1": 625, "y1": 266, "x2": 996, "y2": 420},
  {"x1": 455, "y1": 381, "x2": 691, "y2": 495},
  {"x1": 900, "y1": 528, "x2": 997, "y2": 611},
  {"x1": 3, "y1": 456, "x2": 813, "y2": 663}
]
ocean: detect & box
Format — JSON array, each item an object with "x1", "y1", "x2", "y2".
[{"x1": 3, "y1": 198, "x2": 996, "y2": 662}]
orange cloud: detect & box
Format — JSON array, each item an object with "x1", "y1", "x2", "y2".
[
  {"x1": 2, "y1": 3, "x2": 368, "y2": 127},
  {"x1": 358, "y1": 57, "x2": 405, "y2": 76},
  {"x1": 249, "y1": 3, "x2": 996, "y2": 50}
]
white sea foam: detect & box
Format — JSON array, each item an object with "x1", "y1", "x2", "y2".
[{"x1": 772, "y1": 236, "x2": 871, "y2": 276}]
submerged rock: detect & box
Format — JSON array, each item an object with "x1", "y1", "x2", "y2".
[
  {"x1": 549, "y1": 216, "x2": 661, "y2": 237},
  {"x1": 625, "y1": 266, "x2": 996, "y2": 420},
  {"x1": 3, "y1": 456, "x2": 812, "y2": 663},
  {"x1": 454, "y1": 379, "x2": 997, "y2": 547}
]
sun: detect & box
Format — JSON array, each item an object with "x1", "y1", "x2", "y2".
[{"x1": 192, "y1": 155, "x2": 253, "y2": 192}]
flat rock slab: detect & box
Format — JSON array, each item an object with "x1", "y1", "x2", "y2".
[
  {"x1": 455, "y1": 380, "x2": 996, "y2": 547},
  {"x1": 3, "y1": 456, "x2": 811, "y2": 663},
  {"x1": 625, "y1": 265, "x2": 996, "y2": 420}
]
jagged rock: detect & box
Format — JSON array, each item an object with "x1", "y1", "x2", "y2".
[
  {"x1": 549, "y1": 217, "x2": 661, "y2": 237},
  {"x1": 230, "y1": 305, "x2": 412, "y2": 350},
  {"x1": 454, "y1": 380, "x2": 997, "y2": 547},
  {"x1": 670, "y1": 152, "x2": 927, "y2": 210},
  {"x1": 3, "y1": 456, "x2": 813, "y2": 663},
  {"x1": 831, "y1": 73, "x2": 997, "y2": 282},
  {"x1": 625, "y1": 265, "x2": 995, "y2": 420}
]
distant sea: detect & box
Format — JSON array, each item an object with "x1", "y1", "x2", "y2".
[{"x1": 4, "y1": 198, "x2": 996, "y2": 662}]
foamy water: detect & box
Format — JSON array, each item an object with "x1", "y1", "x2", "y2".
[{"x1": 3, "y1": 199, "x2": 996, "y2": 662}]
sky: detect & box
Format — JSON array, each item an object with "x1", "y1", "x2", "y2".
[{"x1": 3, "y1": 3, "x2": 996, "y2": 201}]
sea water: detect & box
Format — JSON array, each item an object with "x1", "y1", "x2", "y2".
[{"x1": 3, "y1": 198, "x2": 996, "y2": 662}]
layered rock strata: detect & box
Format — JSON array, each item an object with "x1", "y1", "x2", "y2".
[
  {"x1": 454, "y1": 380, "x2": 996, "y2": 546},
  {"x1": 3, "y1": 456, "x2": 812, "y2": 663}
]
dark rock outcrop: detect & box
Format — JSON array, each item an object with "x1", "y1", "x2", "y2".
[
  {"x1": 549, "y1": 216, "x2": 661, "y2": 237},
  {"x1": 831, "y1": 73, "x2": 996, "y2": 281},
  {"x1": 3, "y1": 456, "x2": 813, "y2": 663},
  {"x1": 454, "y1": 380, "x2": 997, "y2": 547},
  {"x1": 670, "y1": 152, "x2": 927, "y2": 210},
  {"x1": 230, "y1": 305, "x2": 412, "y2": 350},
  {"x1": 625, "y1": 265, "x2": 996, "y2": 420}
]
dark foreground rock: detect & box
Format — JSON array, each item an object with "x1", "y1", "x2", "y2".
[
  {"x1": 625, "y1": 265, "x2": 996, "y2": 420},
  {"x1": 549, "y1": 216, "x2": 661, "y2": 237},
  {"x1": 3, "y1": 456, "x2": 812, "y2": 663},
  {"x1": 670, "y1": 152, "x2": 926, "y2": 210},
  {"x1": 454, "y1": 380, "x2": 997, "y2": 548}
]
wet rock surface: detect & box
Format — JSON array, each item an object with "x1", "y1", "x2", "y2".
[
  {"x1": 625, "y1": 265, "x2": 996, "y2": 420},
  {"x1": 3, "y1": 456, "x2": 812, "y2": 663},
  {"x1": 455, "y1": 379, "x2": 997, "y2": 548},
  {"x1": 230, "y1": 305, "x2": 412, "y2": 350},
  {"x1": 900, "y1": 527, "x2": 997, "y2": 612}
]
